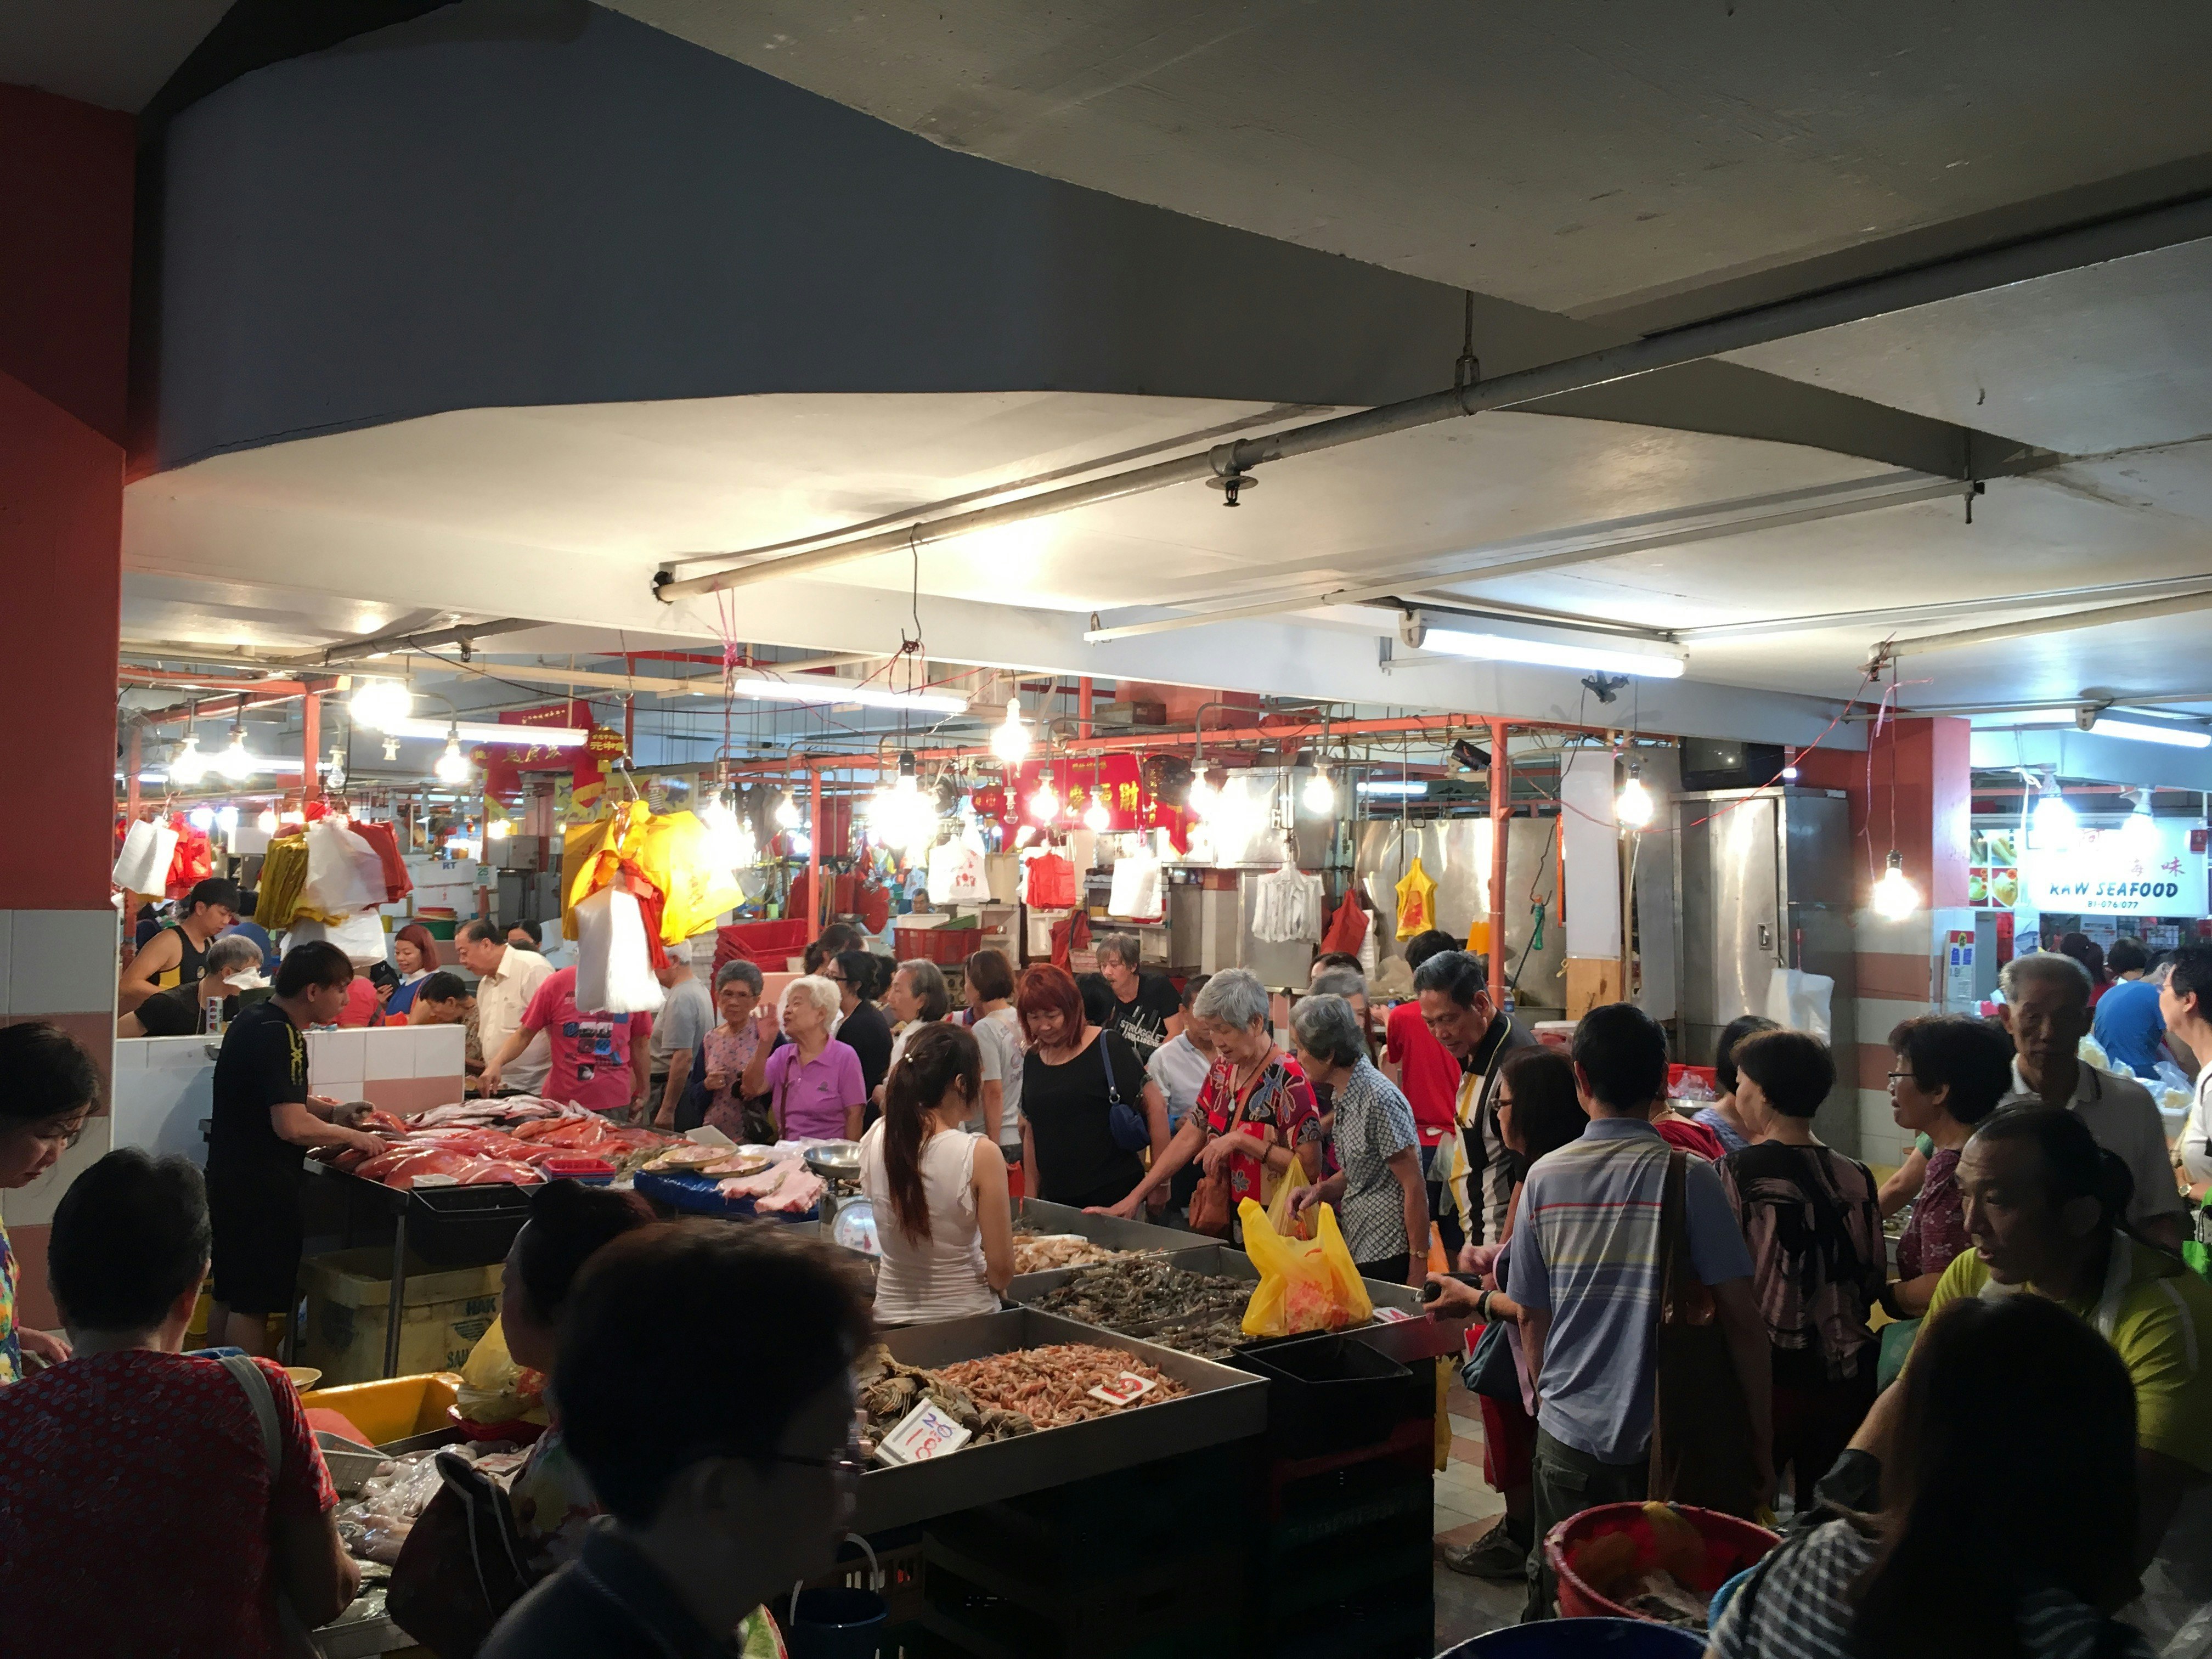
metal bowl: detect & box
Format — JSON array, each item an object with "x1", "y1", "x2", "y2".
[{"x1": 804, "y1": 1140, "x2": 863, "y2": 1183}]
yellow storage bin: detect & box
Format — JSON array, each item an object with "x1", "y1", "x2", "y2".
[
  {"x1": 299, "y1": 1372, "x2": 464, "y2": 1447},
  {"x1": 296, "y1": 1249, "x2": 504, "y2": 1387}
]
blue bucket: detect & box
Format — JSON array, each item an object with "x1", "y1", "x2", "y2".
[{"x1": 1438, "y1": 1616, "x2": 1708, "y2": 1657}]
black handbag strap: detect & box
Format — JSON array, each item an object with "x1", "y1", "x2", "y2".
[{"x1": 1095, "y1": 1029, "x2": 1123, "y2": 1105}]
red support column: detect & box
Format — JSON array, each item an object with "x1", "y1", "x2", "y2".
[
  {"x1": 1487, "y1": 718, "x2": 1510, "y2": 1013},
  {"x1": 0, "y1": 84, "x2": 136, "y2": 1333},
  {"x1": 807, "y1": 766, "x2": 824, "y2": 941},
  {"x1": 302, "y1": 692, "x2": 322, "y2": 804}
]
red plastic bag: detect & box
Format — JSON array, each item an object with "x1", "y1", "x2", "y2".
[
  {"x1": 1026, "y1": 850, "x2": 1077, "y2": 909},
  {"x1": 350, "y1": 820, "x2": 413, "y2": 904},
  {"x1": 166, "y1": 824, "x2": 214, "y2": 898},
  {"x1": 1318, "y1": 887, "x2": 1369, "y2": 957},
  {"x1": 1050, "y1": 908, "x2": 1090, "y2": 969}
]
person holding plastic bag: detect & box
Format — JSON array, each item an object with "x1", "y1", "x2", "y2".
[
  {"x1": 1283, "y1": 994, "x2": 1426, "y2": 1288},
  {"x1": 1101, "y1": 969, "x2": 1320, "y2": 1240},
  {"x1": 481, "y1": 965, "x2": 653, "y2": 1122},
  {"x1": 1237, "y1": 1198, "x2": 1372, "y2": 1339}
]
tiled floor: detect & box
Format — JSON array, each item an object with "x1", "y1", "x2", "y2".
[{"x1": 1432, "y1": 1375, "x2": 1528, "y2": 1648}]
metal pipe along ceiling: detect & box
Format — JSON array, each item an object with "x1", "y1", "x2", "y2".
[
  {"x1": 652, "y1": 189, "x2": 2212, "y2": 603},
  {"x1": 1881, "y1": 589, "x2": 2212, "y2": 659}
]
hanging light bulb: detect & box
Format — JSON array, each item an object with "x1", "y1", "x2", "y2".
[
  {"x1": 213, "y1": 725, "x2": 258, "y2": 781},
  {"x1": 347, "y1": 677, "x2": 413, "y2": 731},
  {"x1": 1302, "y1": 764, "x2": 1336, "y2": 815},
  {"x1": 701, "y1": 793, "x2": 757, "y2": 868},
  {"x1": 324, "y1": 747, "x2": 347, "y2": 792},
  {"x1": 2121, "y1": 788, "x2": 2161, "y2": 857},
  {"x1": 256, "y1": 808, "x2": 279, "y2": 833},
  {"x1": 1615, "y1": 763, "x2": 1655, "y2": 830},
  {"x1": 168, "y1": 733, "x2": 209, "y2": 787},
  {"x1": 382, "y1": 735, "x2": 401, "y2": 762},
  {"x1": 1084, "y1": 794, "x2": 1111, "y2": 832},
  {"x1": 2029, "y1": 769, "x2": 2077, "y2": 851},
  {"x1": 215, "y1": 806, "x2": 239, "y2": 836},
  {"x1": 991, "y1": 695, "x2": 1031, "y2": 765},
  {"x1": 788, "y1": 828, "x2": 811, "y2": 856},
  {"x1": 433, "y1": 725, "x2": 472, "y2": 785},
  {"x1": 487, "y1": 818, "x2": 513, "y2": 839},
  {"x1": 1186, "y1": 769, "x2": 1215, "y2": 820},
  {"x1": 774, "y1": 789, "x2": 800, "y2": 830},
  {"x1": 1029, "y1": 776, "x2": 1060, "y2": 823},
  {"x1": 187, "y1": 805, "x2": 216, "y2": 832},
  {"x1": 1872, "y1": 850, "x2": 1920, "y2": 919}
]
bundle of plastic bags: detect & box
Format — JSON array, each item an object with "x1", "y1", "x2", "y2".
[{"x1": 113, "y1": 816, "x2": 180, "y2": 898}]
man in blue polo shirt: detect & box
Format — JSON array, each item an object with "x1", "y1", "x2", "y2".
[
  {"x1": 2091, "y1": 937, "x2": 2167, "y2": 1079},
  {"x1": 1500, "y1": 1003, "x2": 1771, "y2": 1620}
]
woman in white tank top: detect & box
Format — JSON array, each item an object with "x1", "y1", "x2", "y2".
[{"x1": 859, "y1": 1022, "x2": 1014, "y2": 1324}]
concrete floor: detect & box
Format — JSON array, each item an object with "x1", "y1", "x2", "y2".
[{"x1": 1432, "y1": 1375, "x2": 1527, "y2": 1651}]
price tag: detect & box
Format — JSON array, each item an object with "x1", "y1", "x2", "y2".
[
  {"x1": 1086, "y1": 1371, "x2": 1159, "y2": 1408},
  {"x1": 877, "y1": 1399, "x2": 972, "y2": 1465},
  {"x1": 1370, "y1": 1306, "x2": 1415, "y2": 1324}
]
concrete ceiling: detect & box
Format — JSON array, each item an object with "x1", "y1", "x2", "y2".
[
  {"x1": 600, "y1": 0, "x2": 2212, "y2": 321},
  {"x1": 0, "y1": 0, "x2": 228, "y2": 111}
]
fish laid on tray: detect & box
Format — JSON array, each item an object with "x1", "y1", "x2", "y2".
[
  {"x1": 319, "y1": 1102, "x2": 682, "y2": 1190},
  {"x1": 1023, "y1": 1258, "x2": 1254, "y2": 1358}
]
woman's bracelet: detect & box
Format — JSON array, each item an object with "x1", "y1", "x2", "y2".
[{"x1": 1475, "y1": 1290, "x2": 1495, "y2": 1324}]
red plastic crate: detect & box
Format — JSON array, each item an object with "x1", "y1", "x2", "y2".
[{"x1": 894, "y1": 924, "x2": 983, "y2": 964}]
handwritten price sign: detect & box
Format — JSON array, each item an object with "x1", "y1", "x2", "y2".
[
  {"x1": 1086, "y1": 1372, "x2": 1160, "y2": 1408},
  {"x1": 877, "y1": 1399, "x2": 973, "y2": 1465}
]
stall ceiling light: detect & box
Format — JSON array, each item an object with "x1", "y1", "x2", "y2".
[
  {"x1": 1357, "y1": 780, "x2": 1429, "y2": 797},
  {"x1": 1996, "y1": 712, "x2": 2212, "y2": 749},
  {"x1": 1411, "y1": 614, "x2": 1686, "y2": 680},
  {"x1": 383, "y1": 717, "x2": 588, "y2": 747},
  {"x1": 719, "y1": 679, "x2": 968, "y2": 716}
]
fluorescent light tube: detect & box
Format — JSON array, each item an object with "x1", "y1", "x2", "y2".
[
  {"x1": 1357, "y1": 780, "x2": 1429, "y2": 797},
  {"x1": 1415, "y1": 616, "x2": 1686, "y2": 679},
  {"x1": 2087, "y1": 716, "x2": 2211, "y2": 749},
  {"x1": 696, "y1": 679, "x2": 969, "y2": 716},
  {"x1": 384, "y1": 718, "x2": 589, "y2": 746}
]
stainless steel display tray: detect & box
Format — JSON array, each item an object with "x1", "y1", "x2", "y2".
[
  {"x1": 854, "y1": 1307, "x2": 1267, "y2": 1532},
  {"x1": 1012, "y1": 1197, "x2": 1191, "y2": 1254},
  {"x1": 1007, "y1": 1242, "x2": 1424, "y2": 1322}
]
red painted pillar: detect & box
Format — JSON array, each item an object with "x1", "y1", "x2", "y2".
[{"x1": 0, "y1": 84, "x2": 136, "y2": 1330}]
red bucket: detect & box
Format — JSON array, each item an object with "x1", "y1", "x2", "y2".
[{"x1": 1545, "y1": 1502, "x2": 1776, "y2": 1622}]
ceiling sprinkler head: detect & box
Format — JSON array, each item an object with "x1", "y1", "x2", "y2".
[{"x1": 1206, "y1": 469, "x2": 1258, "y2": 507}]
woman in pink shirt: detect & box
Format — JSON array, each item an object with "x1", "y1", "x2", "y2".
[{"x1": 763, "y1": 975, "x2": 866, "y2": 1142}]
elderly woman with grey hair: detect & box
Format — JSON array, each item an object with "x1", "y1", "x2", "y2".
[
  {"x1": 117, "y1": 932, "x2": 266, "y2": 1037},
  {"x1": 1102, "y1": 968, "x2": 1322, "y2": 1239},
  {"x1": 875, "y1": 958, "x2": 952, "y2": 1116},
  {"x1": 663, "y1": 958, "x2": 771, "y2": 1137},
  {"x1": 1285, "y1": 994, "x2": 1428, "y2": 1285}
]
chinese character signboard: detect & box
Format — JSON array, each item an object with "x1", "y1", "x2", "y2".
[{"x1": 2019, "y1": 820, "x2": 2210, "y2": 918}]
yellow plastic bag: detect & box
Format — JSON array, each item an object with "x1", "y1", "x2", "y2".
[
  {"x1": 1264, "y1": 1164, "x2": 1311, "y2": 1242},
  {"x1": 560, "y1": 803, "x2": 651, "y2": 941},
  {"x1": 455, "y1": 1315, "x2": 549, "y2": 1427},
  {"x1": 1239, "y1": 1197, "x2": 1373, "y2": 1339},
  {"x1": 637, "y1": 810, "x2": 744, "y2": 944}
]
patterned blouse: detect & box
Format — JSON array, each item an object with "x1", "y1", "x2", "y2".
[
  {"x1": 1896, "y1": 1145, "x2": 1970, "y2": 1283},
  {"x1": 1194, "y1": 1050, "x2": 1324, "y2": 1215},
  {"x1": 701, "y1": 1020, "x2": 765, "y2": 1141},
  {"x1": 0, "y1": 1220, "x2": 18, "y2": 1386}
]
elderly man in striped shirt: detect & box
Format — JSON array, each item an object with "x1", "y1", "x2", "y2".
[{"x1": 1502, "y1": 1002, "x2": 1773, "y2": 1620}]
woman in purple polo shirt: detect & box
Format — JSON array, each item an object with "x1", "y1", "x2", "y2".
[{"x1": 763, "y1": 975, "x2": 866, "y2": 1142}]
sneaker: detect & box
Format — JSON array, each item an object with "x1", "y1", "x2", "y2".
[{"x1": 1438, "y1": 1515, "x2": 1530, "y2": 1580}]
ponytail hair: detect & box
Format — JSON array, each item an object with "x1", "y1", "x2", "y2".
[{"x1": 881, "y1": 1022, "x2": 983, "y2": 1245}]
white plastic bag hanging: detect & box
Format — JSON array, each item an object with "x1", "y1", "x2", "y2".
[
  {"x1": 1764, "y1": 968, "x2": 1834, "y2": 1040},
  {"x1": 302, "y1": 818, "x2": 385, "y2": 915},
  {"x1": 943, "y1": 844, "x2": 991, "y2": 905},
  {"x1": 1107, "y1": 854, "x2": 1164, "y2": 921},
  {"x1": 573, "y1": 884, "x2": 666, "y2": 1015},
  {"x1": 286, "y1": 910, "x2": 391, "y2": 967},
  {"x1": 114, "y1": 817, "x2": 180, "y2": 896}
]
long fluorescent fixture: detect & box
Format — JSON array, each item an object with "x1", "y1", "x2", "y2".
[
  {"x1": 1411, "y1": 613, "x2": 1686, "y2": 679},
  {"x1": 719, "y1": 679, "x2": 968, "y2": 716},
  {"x1": 1996, "y1": 712, "x2": 2212, "y2": 749},
  {"x1": 2086, "y1": 716, "x2": 2211, "y2": 749},
  {"x1": 1357, "y1": 780, "x2": 1430, "y2": 797},
  {"x1": 383, "y1": 717, "x2": 589, "y2": 746}
]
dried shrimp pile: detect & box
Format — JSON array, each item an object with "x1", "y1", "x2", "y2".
[
  {"x1": 1025, "y1": 1258, "x2": 1252, "y2": 1358},
  {"x1": 1009, "y1": 1232, "x2": 1131, "y2": 1274},
  {"x1": 854, "y1": 1346, "x2": 1036, "y2": 1452},
  {"x1": 935, "y1": 1343, "x2": 1187, "y2": 1431}
]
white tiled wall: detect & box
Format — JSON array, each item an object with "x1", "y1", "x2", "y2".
[
  {"x1": 1, "y1": 908, "x2": 118, "y2": 1018},
  {"x1": 0, "y1": 1116, "x2": 115, "y2": 1227}
]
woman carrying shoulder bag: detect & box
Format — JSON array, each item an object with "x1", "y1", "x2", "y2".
[
  {"x1": 1015, "y1": 964, "x2": 1171, "y2": 1211},
  {"x1": 0, "y1": 1147, "x2": 359, "y2": 1656}
]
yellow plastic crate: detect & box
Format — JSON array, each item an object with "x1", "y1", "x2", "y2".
[{"x1": 299, "y1": 1372, "x2": 462, "y2": 1447}]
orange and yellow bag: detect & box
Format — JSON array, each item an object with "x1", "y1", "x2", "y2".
[{"x1": 1239, "y1": 1197, "x2": 1373, "y2": 1339}]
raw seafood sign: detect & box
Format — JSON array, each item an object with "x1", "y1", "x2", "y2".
[{"x1": 2021, "y1": 821, "x2": 2210, "y2": 918}]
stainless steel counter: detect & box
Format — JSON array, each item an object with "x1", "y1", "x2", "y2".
[{"x1": 1013, "y1": 1197, "x2": 1192, "y2": 1254}]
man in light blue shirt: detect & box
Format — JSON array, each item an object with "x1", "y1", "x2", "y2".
[
  {"x1": 1498, "y1": 1004, "x2": 1770, "y2": 1620},
  {"x1": 2091, "y1": 938, "x2": 2166, "y2": 1079}
]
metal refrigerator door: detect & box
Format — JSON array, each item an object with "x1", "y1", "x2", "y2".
[{"x1": 1681, "y1": 795, "x2": 1782, "y2": 1034}]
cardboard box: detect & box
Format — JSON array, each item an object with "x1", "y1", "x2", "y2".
[{"x1": 297, "y1": 1249, "x2": 504, "y2": 1387}]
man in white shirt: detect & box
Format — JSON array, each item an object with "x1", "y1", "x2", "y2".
[
  {"x1": 459, "y1": 919, "x2": 554, "y2": 1096},
  {"x1": 2157, "y1": 944, "x2": 2212, "y2": 1207},
  {"x1": 1997, "y1": 950, "x2": 2187, "y2": 1250}
]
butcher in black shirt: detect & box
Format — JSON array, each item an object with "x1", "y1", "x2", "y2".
[
  {"x1": 1096, "y1": 933, "x2": 1182, "y2": 1065},
  {"x1": 204, "y1": 941, "x2": 391, "y2": 1356},
  {"x1": 119, "y1": 933, "x2": 266, "y2": 1037}
]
